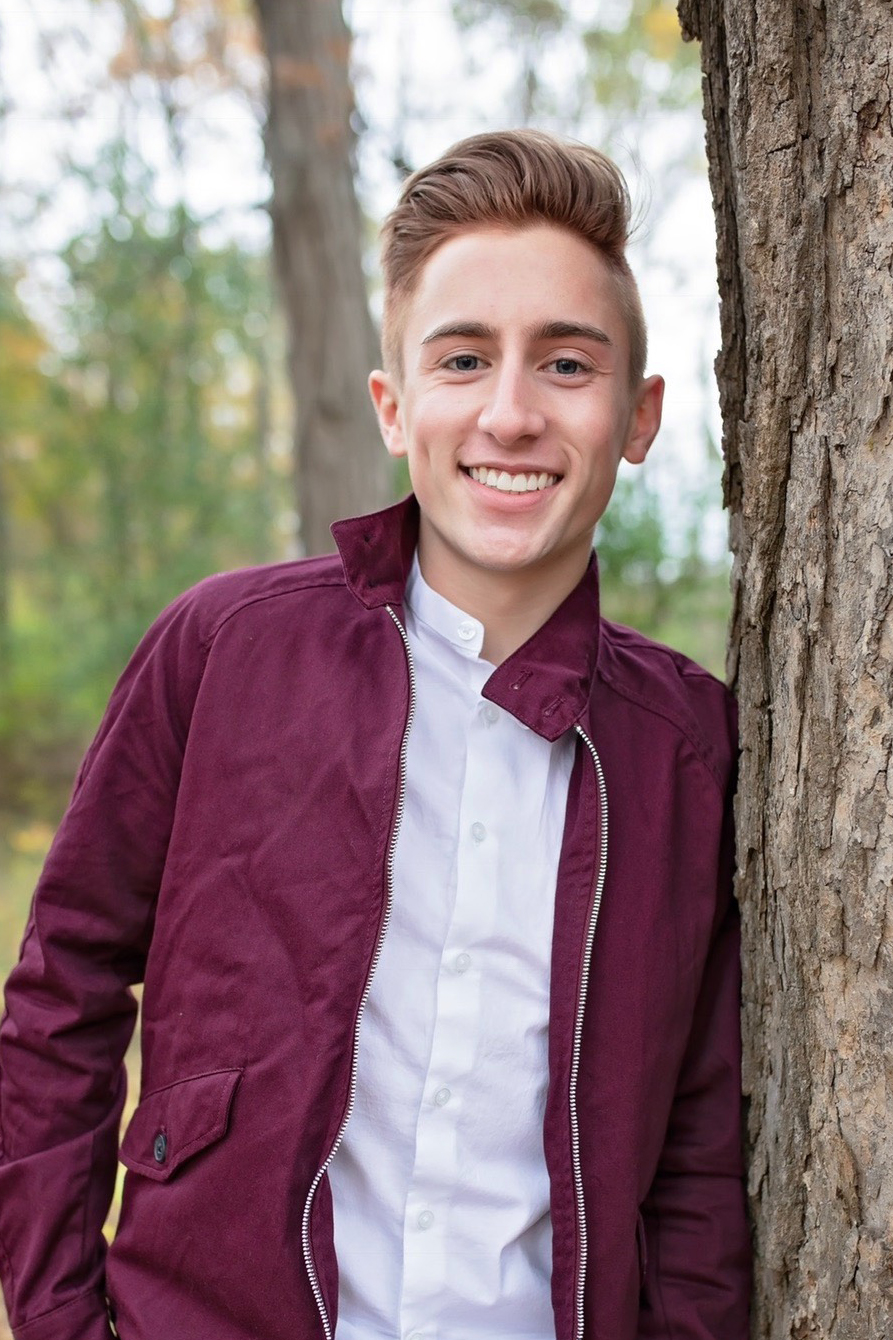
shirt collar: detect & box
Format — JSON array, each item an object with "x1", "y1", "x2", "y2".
[
  {"x1": 405, "y1": 553, "x2": 486, "y2": 659},
  {"x1": 332, "y1": 495, "x2": 601, "y2": 742}
]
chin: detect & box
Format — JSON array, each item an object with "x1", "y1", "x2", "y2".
[{"x1": 465, "y1": 542, "x2": 547, "y2": 573}]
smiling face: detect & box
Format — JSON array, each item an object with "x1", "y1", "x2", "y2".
[{"x1": 370, "y1": 224, "x2": 664, "y2": 612}]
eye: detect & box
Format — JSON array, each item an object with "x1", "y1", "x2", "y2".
[
  {"x1": 445, "y1": 353, "x2": 482, "y2": 372},
  {"x1": 548, "y1": 356, "x2": 591, "y2": 377}
]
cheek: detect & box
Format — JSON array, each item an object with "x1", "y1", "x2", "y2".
[
  {"x1": 405, "y1": 399, "x2": 467, "y2": 459},
  {"x1": 575, "y1": 405, "x2": 629, "y2": 466}
]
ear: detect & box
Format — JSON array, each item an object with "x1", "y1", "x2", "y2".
[
  {"x1": 369, "y1": 370, "x2": 406, "y2": 459},
  {"x1": 622, "y1": 374, "x2": 664, "y2": 466}
]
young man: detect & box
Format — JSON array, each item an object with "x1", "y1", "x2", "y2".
[{"x1": 0, "y1": 131, "x2": 749, "y2": 1340}]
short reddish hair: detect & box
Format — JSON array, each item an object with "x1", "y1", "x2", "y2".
[{"x1": 379, "y1": 129, "x2": 647, "y2": 385}]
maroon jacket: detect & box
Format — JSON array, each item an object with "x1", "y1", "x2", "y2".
[{"x1": 0, "y1": 497, "x2": 749, "y2": 1340}]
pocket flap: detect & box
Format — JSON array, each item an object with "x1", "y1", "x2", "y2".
[{"x1": 119, "y1": 1067, "x2": 242, "y2": 1182}]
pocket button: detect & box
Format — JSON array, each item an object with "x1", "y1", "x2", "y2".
[{"x1": 153, "y1": 1132, "x2": 168, "y2": 1164}]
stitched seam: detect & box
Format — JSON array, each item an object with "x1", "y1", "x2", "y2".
[
  {"x1": 200, "y1": 575, "x2": 348, "y2": 652},
  {"x1": 138, "y1": 1066, "x2": 241, "y2": 1103},
  {"x1": 14, "y1": 1288, "x2": 107, "y2": 1333},
  {"x1": 596, "y1": 669, "x2": 729, "y2": 802}
]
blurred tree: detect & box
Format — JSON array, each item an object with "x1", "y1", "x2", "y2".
[
  {"x1": 253, "y1": 0, "x2": 390, "y2": 554},
  {"x1": 0, "y1": 148, "x2": 289, "y2": 812}
]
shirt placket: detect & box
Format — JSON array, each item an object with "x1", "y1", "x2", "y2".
[{"x1": 399, "y1": 661, "x2": 494, "y2": 1340}]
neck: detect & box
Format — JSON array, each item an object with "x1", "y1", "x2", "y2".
[{"x1": 417, "y1": 539, "x2": 592, "y2": 665}]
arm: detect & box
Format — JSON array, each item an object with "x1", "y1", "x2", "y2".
[
  {"x1": 638, "y1": 786, "x2": 751, "y2": 1339},
  {"x1": 0, "y1": 593, "x2": 206, "y2": 1340}
]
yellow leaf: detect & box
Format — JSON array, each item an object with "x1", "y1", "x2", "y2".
[
  {"x1": 9, "y1": 822, "x2": 55, "y2": 857},
  {"x1": 642, "y1": 4, "x2": 683, "y2": 62}
]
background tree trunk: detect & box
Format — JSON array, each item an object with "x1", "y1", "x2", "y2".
[
  {"x1": 254, "y1": 0, "x2": 390, "y2": 555},
  {"x1": 677, "y1": 1, "x2": 893, "y2": 1335}
]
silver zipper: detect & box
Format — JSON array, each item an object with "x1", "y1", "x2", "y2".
[
  {"x1": 301, "y1": 604, "x2": 417, "y2": 1340},
  {"x1": 570, "y1": 724, "x2": 609, "y2": 1340}
]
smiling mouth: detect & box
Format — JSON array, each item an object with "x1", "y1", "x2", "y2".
[{"x1": 462, "y1": 466, "x2": 560, "y2": 494}]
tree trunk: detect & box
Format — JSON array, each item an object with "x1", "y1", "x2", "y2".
[
  {"x1": 677, "y1": 2, "x2": 893, "y2": 1335},
  {"x1": 253, "y1": 0, "x2": 390, "y2": 556}
]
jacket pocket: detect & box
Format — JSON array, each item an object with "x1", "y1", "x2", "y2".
[{"x1": 119, "y1": 1067, "x2": 242, "y2": 1183}]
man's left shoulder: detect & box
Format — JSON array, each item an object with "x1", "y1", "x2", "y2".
[{"x1": 596, "y1": 617, "x2": 737, "y2": 784}]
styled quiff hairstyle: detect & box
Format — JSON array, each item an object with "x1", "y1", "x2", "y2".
[{"x1": 380, "y1": 129, "x2": 647, "y2": 385}]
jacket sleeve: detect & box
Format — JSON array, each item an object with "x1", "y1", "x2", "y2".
[
  {"x1": 637, "y1": 743, "x2": 751, "y2": 1339},
  {"x1": 0, "y1": 591, "x2": 207, "y2": 1340}
]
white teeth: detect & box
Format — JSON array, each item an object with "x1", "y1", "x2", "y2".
[{"x1": 467, "y1": 466, "x2": 558, "y2": 492}]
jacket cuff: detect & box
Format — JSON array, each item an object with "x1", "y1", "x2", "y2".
[{"x1": 11, "y1": 1292, "x2": 114, "y2": 1340}]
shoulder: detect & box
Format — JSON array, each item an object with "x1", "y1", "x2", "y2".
[
  {"x1": 82, "y1": 555, "x2": 350, "y2": 753},
  {"x1": 596, "y1": 618, "x2": 737, "y2": 793},
  {"x1": 153, "y1": 552, "x2": 350, "y2": 648}
]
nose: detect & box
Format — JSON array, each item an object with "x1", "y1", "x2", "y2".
[{"x1": 477, "y1": 364, "x2": 546, "y2": 444}]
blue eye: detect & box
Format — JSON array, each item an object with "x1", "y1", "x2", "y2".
[
  {"x1": 448, "y1": 354, "x2": 481, "y2": 372},
  {"x1": 552, "y1": 357, "x2": 586, "y2": 376}
]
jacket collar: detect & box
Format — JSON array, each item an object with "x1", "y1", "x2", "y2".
[{"x1": 332, "y1": 495, "x2": 601, "y2": 742}]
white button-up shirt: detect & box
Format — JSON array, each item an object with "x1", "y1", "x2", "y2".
[{"x1": 328, "y1": 557, "x2": 575, "y2": 1339}]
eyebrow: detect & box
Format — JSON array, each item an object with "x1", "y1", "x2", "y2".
[
  {"x1": 421, "y1": 321, "x2": 495, "y2": 345},
  {"x1": 420, "y1": 319, "x2": 612, "y2": 347},
  {"x1": 529, "y1": 320, "x2": 612, "y2": 346}
]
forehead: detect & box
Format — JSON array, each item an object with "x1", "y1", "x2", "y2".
[{"x1": 401, "y1": 224, "x2": 631, "y2": 361}]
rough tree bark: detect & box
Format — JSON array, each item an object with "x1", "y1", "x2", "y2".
[
  {"x1": 254, "y1": 0, "x2": 390, "y2": 555},
  {"x1": 677, "y1": 2, "x2": 893, "y2": 1336}
]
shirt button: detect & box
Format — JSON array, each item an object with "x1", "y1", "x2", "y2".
[
  {"x1": 434, "y1": 1086, "x2": 451, "y2": 1107},
  {"x1": 153, "y1": 1132, "x2": 167, "y2": 1164},
  {"x1": 483, "y1": 702, "x2": 499, "y2": 724},
  {"x1": 455, "y1": 952, "x2": 472, "y2": 973},
  {"x1": 471, "y1": 821, "x2": 486, "y2": 842},
  {"x1": 417, "y1": 1210, "x2": 435, "y2": 1230},
  {"x1": 457, "y1": 620, "x2": 477, "y2": 641}
]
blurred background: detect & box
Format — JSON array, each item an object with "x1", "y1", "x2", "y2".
[{"x1": 0, "y1": 1, "x2": 726, "y2": 1321}]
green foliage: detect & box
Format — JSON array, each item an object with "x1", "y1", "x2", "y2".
[
  {"x1": 0, "y1": 145, "x2": 290, "y2": 815},
  {"x1": 596, "y1": 474, "x2": 666, "y2": 587},
  {"x1": 595, "y1": 470, "x2": 730, "y2": 678},
  {"x1": 581, "y1": 0, "x2": 701, "y2": 117}
]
